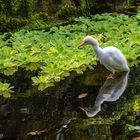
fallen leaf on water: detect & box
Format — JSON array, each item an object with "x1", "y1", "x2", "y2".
[
  {"x1": 27, "y1": 130, "x2": 48, "y2": 136},
  {"x1": 78, "y1": 93, "x2": 88, "y2": 99},
  {"x1": 27, "y1": 131, "x2": 37, "y2": 136},
  {"x1": 132, "y1": 137, "x2": 140, "y2": 140}
]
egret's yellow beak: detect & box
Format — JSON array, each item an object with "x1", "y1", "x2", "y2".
[{"x1": 77, "y1": 42, "x2": 85, "y2": 48}]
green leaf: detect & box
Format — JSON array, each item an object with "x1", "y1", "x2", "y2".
[
  {"x1": 3, "y1": 91, "x2": 11, "y2": 98},
  {"x1": 3, "y1": 67, "x2": 17, "y2": 76},
  {"x1": 0, "y1": 83, "x2": 10, "y2": 91},
  {"x1": 32, "y1": 76, "x2": 40, "y2": 84},
  {"x1": 54, "y1": 76, "x2": 61, "y2": 82}
]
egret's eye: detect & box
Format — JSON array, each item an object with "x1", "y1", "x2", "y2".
[{"x1": 84, "y1": 41, "x2": 87, "y2": 44}]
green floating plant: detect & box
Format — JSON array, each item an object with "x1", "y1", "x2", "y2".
[
  {"x1": 0, "y1": 82, "x2": 14, "y2": 98},
  {"x1": 0, "y1": 13, "x2": 140, "y2": 92}
]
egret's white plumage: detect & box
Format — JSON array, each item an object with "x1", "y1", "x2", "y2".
[{"x1": 78, "y1": 36, "x2": 130, "y2": 73}]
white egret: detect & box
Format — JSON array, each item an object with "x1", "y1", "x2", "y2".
[{"x1": 78, "y1": 36, "x2": 130, "y2": 74}]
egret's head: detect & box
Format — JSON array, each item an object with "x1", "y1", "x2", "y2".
[
  {"x1": 80, "y1": 105, "x2": 100, "y2": 117},
  {"x1": 78, "y1": 36, "x2": 99, "y2": 48}
]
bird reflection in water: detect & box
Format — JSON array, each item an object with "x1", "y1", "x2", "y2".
[{"x1": 80, "y1": 71, "x2": 129, "y2": 117}]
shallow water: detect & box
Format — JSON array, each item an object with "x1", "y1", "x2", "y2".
[{"x1": 0, "y1": 65, "x2": 140, "y2": 140}]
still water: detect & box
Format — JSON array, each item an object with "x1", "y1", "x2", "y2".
[{"x1": 0, "y1": 65, "x2": 140, "y2": 140}]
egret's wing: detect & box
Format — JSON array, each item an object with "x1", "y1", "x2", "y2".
[
  {"x1": 103, "y1": 47, "x2": 126, "y2": 69},
  {"x1": 110, "y1": 53, "x2": 124, "y2": 66}
]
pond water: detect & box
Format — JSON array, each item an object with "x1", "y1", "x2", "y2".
[{"x1": 0, "y1": 65, "x2": 140, "y2": 140}]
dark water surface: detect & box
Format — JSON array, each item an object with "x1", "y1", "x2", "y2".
[{"x1": 0, "y1": 66, "x2": 140, "y2": 140}]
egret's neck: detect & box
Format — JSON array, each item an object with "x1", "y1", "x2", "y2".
[{"x1": 91, "y1": 42, "x2": 103, "y2": 56}]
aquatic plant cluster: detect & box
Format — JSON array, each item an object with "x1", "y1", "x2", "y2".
[{"x1": 0, "y1": 13, "x2": 140, "y2": 97}]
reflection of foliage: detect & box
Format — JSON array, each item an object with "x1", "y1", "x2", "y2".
[
  {"x1": 126, "y1": 124, "x2": 140, "y2": 139},
  {"x1": 76, "y1": 112, "x2": 122, "y2": 128},
  {"x1": 133, "y1": 98, "x2": 140, "y2": 111},
  {"x1": 125, "y1": 96, "x2": 140, "y2": 112}
]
